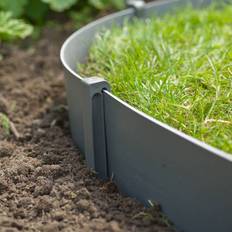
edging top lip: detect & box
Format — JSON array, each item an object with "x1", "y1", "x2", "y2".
[{"x1": 60, "y1": 0, "x2": 232, "y2": 162}]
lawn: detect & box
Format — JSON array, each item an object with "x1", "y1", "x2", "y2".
[{"x1": 80, "y1": 3, "x2": 232, "y2": 153}]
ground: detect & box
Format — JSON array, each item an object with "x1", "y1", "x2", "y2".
[{"x1": 0, "y1": 24, "x2": 176, "y2": 232}]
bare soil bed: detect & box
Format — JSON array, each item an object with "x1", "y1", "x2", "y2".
[{"x1": 0, "y1": 24, "x2": 176, "y2": 232}]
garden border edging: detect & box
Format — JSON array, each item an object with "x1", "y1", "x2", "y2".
[{"x1": 60, "y1": 1, "x2": 232, "y2": 231}]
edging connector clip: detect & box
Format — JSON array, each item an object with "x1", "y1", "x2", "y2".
[{"x1": 126, "y1": 0, "x2": 145, "y2": 17}]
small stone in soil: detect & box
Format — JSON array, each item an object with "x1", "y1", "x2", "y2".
[
  {"x1": 34, "y1": 177, "x2": 53, "y2": 196},
  {"x1": 0, "y1": 178, "x2": 8, "y2": 194},
  {"x1": 0, "y1": 142, "x2": 14, "y2": 158}
]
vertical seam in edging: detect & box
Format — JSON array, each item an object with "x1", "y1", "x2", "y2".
[{"x1": 102, "y1": 89, "x2": 110, "y2": 179}]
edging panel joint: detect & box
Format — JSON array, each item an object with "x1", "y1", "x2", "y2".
[
  {"x1": 82, "y1": 77, "x2": 110, "y2": 179},
  {"x1": 126, "y1": 0, "x2": 145, "y2": 17}
]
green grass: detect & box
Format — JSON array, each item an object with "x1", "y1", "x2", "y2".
[
  {"x1": 0, "y1": 113, "x2": 10, "y2": 135},
  {"x1": 79, "y1": 3, "x2": 232, "y2": 153}
]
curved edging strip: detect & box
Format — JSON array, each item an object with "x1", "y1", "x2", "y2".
[{"x1": 60, "y1": 1, "x2": 232, "y2": 232}]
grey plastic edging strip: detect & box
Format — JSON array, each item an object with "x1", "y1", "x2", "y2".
[{"x1": 60, "y1": 0, "x2": 232, "y2": 231}]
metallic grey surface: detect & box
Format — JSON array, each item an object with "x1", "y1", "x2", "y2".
[
  {"x1": 60, "y1": 0, "x2": 232, "y2": 231},
  {"x1": 142, "y1": 0, "x2": 213, "y2": 17}
]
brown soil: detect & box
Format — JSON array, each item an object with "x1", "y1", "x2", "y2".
[{"x1": 0, "y1": 23, "x2": 176, "y2": 232}]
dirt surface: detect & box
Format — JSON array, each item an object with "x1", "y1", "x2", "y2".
[{"x1": 0, "y1": 23, "x2": 176, "y2": 232}]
